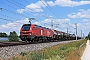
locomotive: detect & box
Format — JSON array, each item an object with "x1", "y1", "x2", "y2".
[
  {"x1": 20, "y1": 24, "x2": 53, "y2": 42},
  {"x1": 20, "y1": 22, "x2": 80, "y2": 42}
]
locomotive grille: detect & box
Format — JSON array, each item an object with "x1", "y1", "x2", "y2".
[
  {"x1": 20, "y1": 32, "x2": 31, "y2": 34},
  {"x1": 23, "y1": 32, "x2": 30, "y2": 34}
]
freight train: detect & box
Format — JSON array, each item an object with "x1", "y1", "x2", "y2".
[{"x1": 20, "y1": 23, "x2": 81, "y2": 42}]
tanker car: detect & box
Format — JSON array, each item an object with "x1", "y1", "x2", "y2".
[{"x1": 20, "y1": 23, "x2": 80, "y2": 42}]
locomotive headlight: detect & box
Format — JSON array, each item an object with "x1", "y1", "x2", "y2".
[
  {"x1": 30, "y1": 32, "x2": 32, "y2": 35},
  {"x1": 30, "y1": 33, "x2": 31, "y2": 35}
]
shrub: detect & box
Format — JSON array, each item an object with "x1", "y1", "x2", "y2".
[
  {"x1": 20, "y1": 52, "x2": 27, "y2": 56},
  {"x1": 8, "y1": 31, "x2": 19, "y2": 41}
]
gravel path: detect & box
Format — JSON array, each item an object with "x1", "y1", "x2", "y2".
[
  {"x1": 0, "y1": 40, "x2": 75, "y2": 59},
  {"x1": 81, "y1": 40, "x2": 90, "y2": 60}
]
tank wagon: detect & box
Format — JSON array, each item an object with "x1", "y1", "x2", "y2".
[{"x1": 20, "y1": 24, "x2": 80, "y2": 42}]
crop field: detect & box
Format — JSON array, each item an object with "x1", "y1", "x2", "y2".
[{"x1": 9, "y1": 39, "x2": 87, "y2": 60}]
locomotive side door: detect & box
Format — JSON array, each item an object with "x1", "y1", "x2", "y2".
[{"x1": 41, "y1": 29, "x2": 44, "y2": 36}]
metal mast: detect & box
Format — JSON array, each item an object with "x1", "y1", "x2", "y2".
[{"x1": 75, "y1": 23, "x2": 77, "y2": 40}]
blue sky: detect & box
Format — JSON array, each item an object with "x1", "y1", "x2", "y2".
[{"x1": 0, "y1": 0, "x2": 90, "y2": 37}]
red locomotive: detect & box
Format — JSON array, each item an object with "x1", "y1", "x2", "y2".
[{"x1": 20, "y1": 24, "x2": 53, "y2": 42}]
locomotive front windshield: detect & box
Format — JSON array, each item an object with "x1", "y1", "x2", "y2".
[{"x1": 22, "y1": 24, "x2": 31, "y2": 31}]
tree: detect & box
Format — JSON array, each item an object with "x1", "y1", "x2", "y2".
[
  {"x1": 8, "y1": 31, "x2": 19, "y2": 41},
  {"x1": 88, "y1": 32, "x2": 90, "y2": 40},
  {"x1": 0, "y1": 32, "x2": 7, "y2": 37},
  {"x1": 86, "y1": 32, "x2": 90, "y2": 40}
]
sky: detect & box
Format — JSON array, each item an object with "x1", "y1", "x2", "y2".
[{"x1": 0, "y1": 0, "x2": 90, "y2": 37}]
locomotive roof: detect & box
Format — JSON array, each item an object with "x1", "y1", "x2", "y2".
[
  {"x1": 34, "y1": 24, "x2": 51, "y2": 30},
  {"x1": 23, "y1": 24, "x2": 31, "y2": 25},
  {"x1": 23, "y1": 24, "x2": 50, "y2": 30}
]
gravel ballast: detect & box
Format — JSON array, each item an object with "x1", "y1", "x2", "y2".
[{"x1": 0, "y1": 40, "x2": 75, "y2": 59}]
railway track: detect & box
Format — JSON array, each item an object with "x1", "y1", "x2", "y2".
[
  {"x1": 0, "y1": 40, "x2": 74, "y2": 47},
  {"x1": 0, "y1": 40, "x2": 53, "y2": 47},
  {"x1": 0, "y1": 41, "x2": 30, "y2": 47}
]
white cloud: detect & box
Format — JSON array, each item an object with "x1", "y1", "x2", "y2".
[
  {"x1": 17, "y1": 9, "x2": 25, "y2": 13},
  {"x1": 17, "y1": 1, "x2": 46, "y2": 13},
  {"x1": 42, "y1": 18, "x2": 52, "y2": 23},
  {"x1": 82, "y1": 19, "x2": 90, "y2": 28},
  {"x1": 83, "y1": 19, "x2": 90, "y2": 23},
  {"x1": 34, "y1": 21, "x2": 40, "y2": 25},
  {"x1": 33, "y1": 18, "x2": 72, "y2": 32},
  {"x1": 47, "y1": 0, "x2": 90, "y2": 7},
  {"x1": 17, "y1": 0, "x2": 90, "y2": 13},
  {"x1": 0, "y1": 18, "x2": 29, "y2": 35},
  {"x1": 47, "y1": 1, "x2": 55, "y2": 6},
  {"x1": 33, "y1": 13, "x2": 44, "y2": 16},
  {"x1": 68, "y1": 9, "x2": 90, "y2": 18}
]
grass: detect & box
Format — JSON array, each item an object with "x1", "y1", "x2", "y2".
[
  {"x1": 0, "y1": 40, "x2": 9, "y2": 42},
  {"x1": 9, "y1": 39, "x2": 87, "y2": 60}
]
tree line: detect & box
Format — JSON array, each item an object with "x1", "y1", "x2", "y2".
[
  {"x1": 0, "y1": 31, "x2": 19, "y2": 41},
  {"x1": 0, "y1": 32, "x2": 7, "y2": 37}
]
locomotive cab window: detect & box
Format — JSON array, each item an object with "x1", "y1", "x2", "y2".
[{"x1": 22, "y1": 24, "x2": 31, "y2": 31}]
